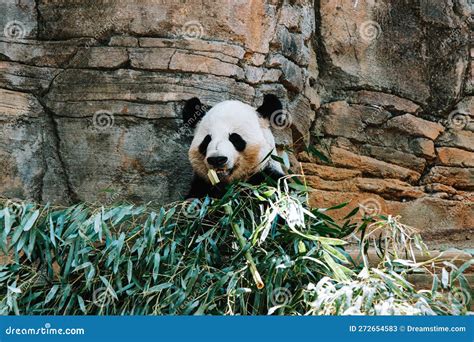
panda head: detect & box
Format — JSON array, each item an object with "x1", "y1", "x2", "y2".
[{"x1": 183, "y1": 95, "x2": 284, "y2": 184}]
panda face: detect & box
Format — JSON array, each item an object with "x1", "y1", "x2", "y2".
[{"x1": 184, "y1": 98, "x2": 282, "y2": 184}]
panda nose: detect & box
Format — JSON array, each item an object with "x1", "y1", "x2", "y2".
[{"x1": 207, "y1": 156, "x2": 228, "y2": 167}]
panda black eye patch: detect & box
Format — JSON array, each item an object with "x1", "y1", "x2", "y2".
[
  {"x1": 229, "y1": 133, "x2": 246, "y2": 152},
  {"x1": 199, "y1": 135, "x2": 212, "y2": 155}
]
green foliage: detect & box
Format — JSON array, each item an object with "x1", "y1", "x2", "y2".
[{"x1": 0, "y1": 180, "x2": 471, "y2": 315}]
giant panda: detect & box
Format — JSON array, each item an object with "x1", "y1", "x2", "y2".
[{"x1": 183, "y1": 94, "x2": 286, "y2": 198}]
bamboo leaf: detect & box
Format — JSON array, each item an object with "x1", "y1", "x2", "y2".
[
  {"x1": 44, "y1": 285, "x2": 59, "y2": 304},
  {"x1": 7, "y1": 285, "x2": 21, "y2": 294},
  {"x1": 49, "y1": 216, "x2": 56, "y2": 248},
  {"x1": 152, "y1": 253, "x2": 160, "y2": 282},
  {"x1": 77, "y1": 295, "x2": 87, "y2": 314},
  {"x1": 22, "y1": 210, "x2": 39, "y2": 232},
  {"x1": 3, "y1": 208, "x2": 12, "y2": 237},
  {"x1": 127, "y1": 259, "x2": 133, "y2": 283},
  {"x1": 451, "y1": 259, "x2": 474, "y2": 281},
  {"x1": 146, "y1": 283, "x2": 173, "y2": 294}
]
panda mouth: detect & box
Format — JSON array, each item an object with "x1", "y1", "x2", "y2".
[{"x1": 213, "y1": 168, "x2": 233, "y2": 179}]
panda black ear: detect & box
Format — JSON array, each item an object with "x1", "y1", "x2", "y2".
[
  {"x1": 256, "y1": 94, "x2": 282, "y2": 119},
  {"x1": 182, "y1": 97, "x2": 207, "y2": 128}
]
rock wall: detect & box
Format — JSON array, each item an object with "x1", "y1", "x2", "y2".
[
  {"x1": 304, "y1": 0, "x2": 473, "y2": 248},
  {"x1": 1, "y1": 0, "x2": 317, "y2": 204},
  {"x1": 0, "y1": 0, "x2": 472, "y2": 248}
]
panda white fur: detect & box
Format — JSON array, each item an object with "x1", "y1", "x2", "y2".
[{"x1": 183, "y1": 94, "x2": 285, "y2": 198}]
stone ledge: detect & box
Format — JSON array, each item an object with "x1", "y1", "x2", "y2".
[
  {"x1": 0, "y1": 88, "x2": 43, "y2": 119},
  {"x1": 129, "y1": 48, "x2": 175, "y2": 70},
  {"x1": 44, "y1": 69, "x2": 256, "y2": 105},
  {"x1": 386, "y1": 114, "x2": 445, "y2": 140},
  {"x1": 138, "y1": 38, "x2": 245, "y2": 59},
  {"x1": 437, "y1": 147, "x2": 474, "y2": 167},
  {"x1": 329, "y1": 146, "x2": 421, "y2": 184},
  {"x1": 306, "y1": 176, "x2": 425, "y2": 200},
  {"x1": 301, "y1": 163, "x2": 361, "y2": 180},
  {"x1": 436, "y1": 130, "x2": 474, "y2": 152},
  {"x1": 348, "y1": 90, "x2": 421, "y2": 114},
  {"x1": 421, "y1": 166, "x2": 474, "y2": 190},
  {"x1": 0, "y1": 39, "x2": 90, "y2": 68},
  {"x1": 0, "y1": 61, "x2": 61, "y2": 94}
]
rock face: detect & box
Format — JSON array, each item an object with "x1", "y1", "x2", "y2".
[
  {"x1": 0, "y1": 0, "x2": 472, "y2": 248},
  {"x1": 1, "y1": 0, "x2": 317, "y2": 204},
  {"x1": 305, "y1": 0, "x2": 472, "y2": 249}
]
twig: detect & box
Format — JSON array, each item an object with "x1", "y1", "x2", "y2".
[{"x1": 224, "y1": 204, "x2": 264, "y2": 289}]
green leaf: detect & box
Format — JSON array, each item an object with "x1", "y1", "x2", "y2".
[
  {"x1": 431, "y1": 274, "x2": 439, "y2": 295},
  {"x1": 3, "y1": 208, "x2": 12, "y2": 237},
  {"x1": 451, "y1": 259, "x2": 474, "y2": 281},
  {"x1": 441, "y1": 268, "x2": 449, "y2": 288},
  {"x1": 343, "y1": 206, "x2": 359, "y2": 219},
  {"x1": 127, "y1": 259, "x2": 133, "y2": 283},
  {"x1": 94, "y1": 211, "x2": 102, "y2": 234},
  {"x1": 49, "y1": 216, "x2": 56, "y2": 247},
  {"x1": 288, "y1": 183, "x2": 308, "y2": 192},
  {"x1": 152, "y1": 253, "x2": 160, "y2": 282},
  {"x1": 99, "y1": 276, "x2": 118, "y2": 300},
  {"x1": 323, "y1": 252, "x2": 349, "y2": 282},
  {"x1": 306, "y1": 145, "x2": 330, "y2": 163},
  {"x1": 7, "y1": 285, "x2": 21, "y2": 294},
  {"x1": 326, "y1": 202, "x2": 349, "y2": 211},
  {"x1": 146, "y1": 283, "x2": 173, "y2": 294},
  {"x1": 22, "y1": 210, "x2": 39, "y2": 232},
  {"x1": 73, "y1": 262, "x2": 92, "y2": 272},
  {"x1": 77, "y1": 295, "x2": 87, "y2": 314},
  {"x1": 270, "y1": 155, "x2": 285, "y2": 164},
  {"x1": 321, "y1": 243, "x2": 348, "y2": 263},
  {"x1": 113, "y1": 233, "x2": 125, "y2": 274},
  {"x1": 44, "y1": 285, "x2": 59, "y2": 304},
  {"x1": 315, "y1": 237, "x2": 347, "y2": 246},
  {"x1": 10, "y1": 226, "x2": 24, "y2": 247}
]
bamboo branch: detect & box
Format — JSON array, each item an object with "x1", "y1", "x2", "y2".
[{"x1": 224, "y1": 204, "x2": 264, "y2": 289}]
